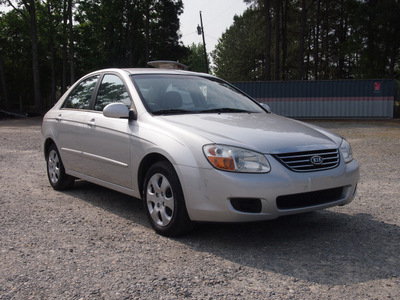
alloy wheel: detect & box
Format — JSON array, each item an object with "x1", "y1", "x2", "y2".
[{"x1": 146, "y1": 173, "x2": 175, "y2": 227}]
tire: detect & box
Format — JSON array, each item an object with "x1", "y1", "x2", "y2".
[
  {"x1": 46, "y1": 143, "x2": 75, "y2": 190},
  {"x1": 143, "y1": 161, "x2": 193, "y2": 236}
]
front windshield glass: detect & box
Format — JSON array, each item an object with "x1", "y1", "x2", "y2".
[{"x1": 131, "y1": 74, "x2": 264, "y2": 115}]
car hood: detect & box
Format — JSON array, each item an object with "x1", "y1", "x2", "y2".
[{"x1": 158, "y1": 113, "x2": 342, "y2": 154}]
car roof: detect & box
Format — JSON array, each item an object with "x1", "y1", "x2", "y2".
[{"x1": 95, "y1": 67, "x2": 214, "y2": 78}]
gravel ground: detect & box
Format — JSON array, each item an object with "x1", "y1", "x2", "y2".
[{"x1": 0, "y1": 117, "x2": 399, "y2": 299}]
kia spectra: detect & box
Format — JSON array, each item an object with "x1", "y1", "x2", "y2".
[{"x1": 41, "y1": 68, "x2": 359, "y2": 236}]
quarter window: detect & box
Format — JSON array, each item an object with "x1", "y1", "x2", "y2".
[
  {"x1": 95, "y1": 75, "x2": 131, "y2": 111},
  {"x1": 63, "y1": 75, "x2": 99, "y2": 109}
]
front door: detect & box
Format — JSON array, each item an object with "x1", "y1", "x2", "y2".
[{"x1": 81, "y1": 74, "x2": 133, "y2": 188}]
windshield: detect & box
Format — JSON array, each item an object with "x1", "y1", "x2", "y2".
[{"x1": 131, "y1": 74, "x2": 264, "y2": 115}]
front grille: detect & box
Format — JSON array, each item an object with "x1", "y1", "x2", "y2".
[
  {"x1": 273, "y1": 149, "x2": 339, "y2": 172},
  {"x1": 276, "y1": 187, "x2": 344, "y2": 210}
]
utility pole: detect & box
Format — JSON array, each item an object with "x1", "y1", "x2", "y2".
[{"x1": 197, "y1": 11, "x2": 209, "y2": 73}]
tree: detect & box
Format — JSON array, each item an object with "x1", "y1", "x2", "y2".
[
  {"x1": 39, "y1": 0, "x2": 64, "y2": 104},
  {"x1": 3, "y1": 0, "x2": 42, "y2": 111},
  {"x1": 0, "y1": 9, "x2": 32, "y2": 109},
  {"x1": 148, "y1": 0, "x2": 188, "y2": 61},
  {"x1": 0, "y1": 47, "x2": 9, "y2": 109},
  {"x1": 354, "y1": 0, "x2": 400, "y2": 78},
  {"x1": 297, "y1": 0, "x2": 306, "y2": 79},
  {"x1": 0, "y1": 13, "x2": 10, "y2": 109},
  {"x1": 213, "y1": 9, "x2": 265, "y2": 81},
  {"x1": 273, "y1": 0, "x2": 280, "y2": 80},
  {"x1": 213, "y1": 0, "x2": 400, "y2": 81},
  {"x1": 0, "y1": 0, "x2": 189, "y2": 112},
  {"x1": 73, "y1": 0, "x2": 188, "y2": 69},
  {"x1": 263, "y1": 0, "x2": 271, "y2": 80},
  {"x1": 183, "y1": 43, "x2": 210, "y2": 73}
]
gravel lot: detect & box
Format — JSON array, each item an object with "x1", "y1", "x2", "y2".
[{"x1": 0, "y1": 117, "x2": 399, "y2": 299}]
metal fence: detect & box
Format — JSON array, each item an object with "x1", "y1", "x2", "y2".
[{"x1": 233, "y1": 79, "x2": 397, "y2": 118}]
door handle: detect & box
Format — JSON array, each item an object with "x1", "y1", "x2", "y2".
[
  {"x1": 88, "y1": 118, "x2": 96, "y2": 127},
  {"x1": 55, "y1": 114, "x2": 62, "y2": 122}
]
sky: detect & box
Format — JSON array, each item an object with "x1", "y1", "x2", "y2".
[{"x1": 179, "y1": 0, "x2": 249, "y2": 54}]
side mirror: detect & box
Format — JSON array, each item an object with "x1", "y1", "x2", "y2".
[
  {"x1": 103, "y1": 102, "x2": 131, "y2": 119},
  {"x1": 259, "y1": 102, "x2": 271, "y2": 113}
]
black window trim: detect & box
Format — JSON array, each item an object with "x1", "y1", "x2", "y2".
[
  {"x1": 91, "y1": 72, "x2": 134, "y2": 112},
  {"x1": 60, "y1": 71, "x2": 135, "y2": 114},
  {"x1": 61, "y1": 74, "x2": 101, "y2": 111}
]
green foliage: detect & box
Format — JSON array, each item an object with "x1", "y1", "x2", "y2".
[
  {"x1": 213, "y1": 9, "x2": 265, "y2": 81},
  {"x1": 0, "y1": 9, "x2": 32, "y2": 108},
  {"x1": 182, "y1": 43, "x2": 210, "y2": 73},
  {"x1": 0, "y1": 0, "x2": 189, "y2": 111},
  {"x1": 150, "y1": 0, "x2": 188, "y2": 61},
  {"x1": 213, "y1": 0, "x2": 400, "y2": 81}
]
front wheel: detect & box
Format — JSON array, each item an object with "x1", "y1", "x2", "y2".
[
  {"x1": 46, "y1": 143, "x2": 74, "y2": 190},
  {"x1": 143, "y1": 161, "x2": 193, "y2": 236}
]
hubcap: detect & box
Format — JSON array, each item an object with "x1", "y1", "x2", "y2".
[
  {"x1": 48, "y1": 149, "x2": 60, "y2": 185},
  {"x1": 146, "y1": 173, "x2": 174, "y2": 227}
]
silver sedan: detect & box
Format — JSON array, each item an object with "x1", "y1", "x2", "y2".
[{"x1": 41, "y1": 68, "x2": 359, "y2": 236}]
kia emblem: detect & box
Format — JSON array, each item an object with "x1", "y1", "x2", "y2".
[{"x1": 310, "y1": 155, "x2": 323, "y2": 165}]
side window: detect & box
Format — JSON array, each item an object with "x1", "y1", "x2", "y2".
[
  {"x1": 95, "y1": 74, "x2": 131, "y2": 111},
  {"x1": 63, "y1": 75, "x2": 99, "y2": 109}
]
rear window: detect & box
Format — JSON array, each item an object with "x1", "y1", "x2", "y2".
[{"x1": 63, "y1": 75, "x2": 99, "y2": 110}]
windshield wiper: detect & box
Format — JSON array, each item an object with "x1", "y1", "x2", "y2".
[
  {"x1": 152, "y1": 109, "x2": 192, "y2": 115},
  {"x1": 199, "y1": 108, "x2": 251, "y2": 114}
]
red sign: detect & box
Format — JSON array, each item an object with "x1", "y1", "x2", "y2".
[{"x1": 374, "y1": 82, "x2": 381, "y2": 91}]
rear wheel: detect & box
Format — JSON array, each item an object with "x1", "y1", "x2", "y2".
[
  {"x1": 143, "y1": 161, "x2": 193, "y2": 236},
  {"x1": 46, "y1": 143, "x2": 74, "y2": 190}
]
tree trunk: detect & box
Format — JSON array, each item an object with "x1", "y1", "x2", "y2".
[
  {"x1": 263, "y1": 0, "x2": 271, "y2": 80},
  {"x1": 322, "y1": 3, "x2": 329, "y2": 79},
  {"x1": 314, "y1": 0, "x2": 320, "y2": 80},
  {"x1": 47, "y1": 3, "x2": 56, "y2": 105},
  {"x1": 338, "y1": 0, "x2": 346, "y2": 78},
  {"x1": 0, "y1": 49, "x2": 10, "y2": 109},
  {"x1": 68, "y1": 0, "x2": 75, "y2": 84},
  {"x1": 281, "y1": 0, "x2": 288, "y2": 80},
  {"x1": 274, "y1": 0, "x2": 280, "y2": 80},
  {"x1": 24, "y1": 0, "x2": 41, "y2": 112},
  {"x1": 388, "y1": 42, "x2": 397, "y2": 78},
  {"x1": 62, "y1": 0, "x2": 68, "y2": 92},
  {"x1": 297, "y1": 0, "x2": 306, "y2": 80},
  {"x1": 145, "y1": 0, "x2": 150, "y2": 62}
]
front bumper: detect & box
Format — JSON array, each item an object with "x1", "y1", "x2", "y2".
[{"x1": 178, "y1": 156, "x2": 359, "y2": 222}]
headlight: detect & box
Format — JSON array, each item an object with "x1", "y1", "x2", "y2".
[
  {"x1": 339, "y1": 139, "x2": 353, "y2": 163},
  {"x1": 203, "y1": 144, "x2": 271, "y2": 173}
]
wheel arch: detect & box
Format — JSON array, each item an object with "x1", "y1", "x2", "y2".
[
  {"x1": 44, "y1": 138, "x2": 56, "y2": 158},
  {"x1": 137, "y1": 153, "x2": 172, "y2": 198}
]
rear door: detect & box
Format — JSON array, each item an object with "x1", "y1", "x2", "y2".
[{"x1": 55, "y1": 75, "x2": 99, "y2": 174}]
